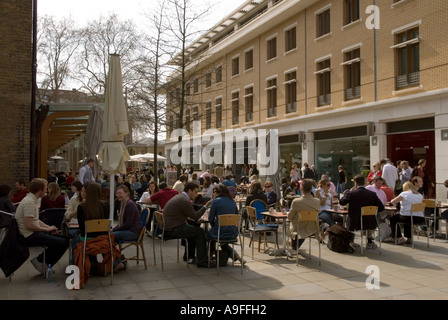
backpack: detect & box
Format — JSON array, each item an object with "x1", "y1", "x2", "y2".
[{"x1": 326, "y1": 224, "x2": 355, "y2": 253}]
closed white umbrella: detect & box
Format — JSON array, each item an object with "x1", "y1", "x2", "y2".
[
  {"x1": 97, "y1": 54, "x2": 131, "y2": 220},
  {"x1": 84, "y1": 105, "x2": 103, "y2": 178}
]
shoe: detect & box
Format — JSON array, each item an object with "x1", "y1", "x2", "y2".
[
  {"x1": 350, "y1": 242, "x2": 360, "y2": 248},
  {"x1": 405, "y1": 238, "x2": 413, "y2": 244},
  {"x1": 197, "y1": 261, "x2": 216, "y2": 268},
  {"x1": 31, "y1": 257, "x2": 44, "y2": 274},
  {"x1": 383, "y1": 237, "x2": 394, "y2": 243},
  {"x1": 114, "y1": 262, "x2": 126, "y2": 272},
  {"x1": 367, "y1": 242, "x2": 378, "y2": 249},
  {"x1": 397, "y1": 237, "x2": 407, "y2": 245},
  {"x1": 187, "y1": 257, "x2": 197, "y2": 264}
]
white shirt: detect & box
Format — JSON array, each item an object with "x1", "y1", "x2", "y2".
[
  {"x1": 318, "y1": 188, "x2": 332, "y2": 211},
  {"x1": 382, "y1": 163, "x2": 398, "y2": 188},
  {"x1": 399, "y1": 191, "x2": 424, "y2": 217}
]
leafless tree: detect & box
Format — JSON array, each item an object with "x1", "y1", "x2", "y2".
[{"x1": 37, "y1": 15, "x2": 80, "y2": 103}]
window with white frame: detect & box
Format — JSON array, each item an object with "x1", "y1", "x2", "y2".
[
  {"x1": 231, "y1": 91, "x2": 240, "y2": 125},
  {"x1": 216, "y1": 66, "x2": 222, "y2": 83},
  {"x1": 244, "y1": 86, "x2": 254, "y2": 122},
  {"x1": 317, "y1": 9, "x2": 330, "y2": 38},
  {"x1": 245, "y1": 49, "x2": 253, "y2": 70},
  {"x1": 285, "y1": 71, "x2": 297, "y2": 113},
  {"x1": 266, "y1": 78, "x2": 277, "y2": 117},
  {"x1": 344, "y1": 0, "x2": 359, "y2": 25},
  {"x1": 205, "y1": 102, "x2": 212, "y2": 130},
  {"x1": 232, "y1": 56, "x2": 239, "y2": 76},
  {"x1": 342, "y1": 48, "x2": 361, "y2": 100},
  {"x1": 285, "y1": 26, "x2": 297, "y2": 52},
  {"x1": 392, "y1": 26, "x2": 420, "y2": 89},
  {"x1": 205, "y1": 72, "x2": 212, "y2": 88},
  {"x1": 315, "y1": 59, "x2": 331, "y2": 106},
  {"x1": 267, "y1": 36, "x2": 277, "y2": 60},
  {"x1": 215, "y1": 97, "x2": 222, "y2": 128}
]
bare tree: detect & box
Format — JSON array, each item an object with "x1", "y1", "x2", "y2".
[{"x1": 37, "y1": 15, "x2": 80, "y2": 103}]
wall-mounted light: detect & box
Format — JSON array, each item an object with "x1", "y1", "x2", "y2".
[
  {"x1": 442, "y1": 129, "x2": 448, "y2": 141},
  {"x1": 302, "y1": 142, "x2": 307, "y2": 150},
  {"x1": 371, "y1": 136, "x2": 378, "y2": 146}
]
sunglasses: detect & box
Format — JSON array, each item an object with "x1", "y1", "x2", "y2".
[{"x1": 265, "y1": 185, "x2": 272, "y2": 188}]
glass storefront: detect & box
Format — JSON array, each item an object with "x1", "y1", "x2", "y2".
[
  {"x1": 279, "y1": 143, "x2": 302, "y2": 181},
  {"x1": 315, "y1": 136, "x2": 370, "y2": 189}
]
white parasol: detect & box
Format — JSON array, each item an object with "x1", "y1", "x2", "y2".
[{"x1": 97, "y1": 54, "x2": 131, "y2": 220}]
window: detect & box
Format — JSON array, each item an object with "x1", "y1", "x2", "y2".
[
  {"x1": 206, "y1": 102, "x2": 212, "y2": 130},
  {"x1": 316, "y1": 59, "x2": 331, "y2": 106},
  {"x1": 285, "y1": 71, "x2": 297, "y2": 113},
  {"x1": 185, "y1": 109, "x2": 191, "y2": 132},
  {"x1": 245, "y1": 49, "x2": 253, "y2": 70},
  {"x1": 394, "y1": 27, "x2": 420, "y2": 89},
  {"x1": 267, "y1": 78, "x2": 277, "y2": 117},
  {"x1": 232, "y1": 57, "x2": 239, "y2": 76},
  {"x1": 244, "y1": 86, "x2": 254, "y2": 122},
  {"x1": 206, "y1": 72, "x2": 212, "y2": 88},
  {"x1": 344, "y1": 0, "x2": 359, "y2": 25},
  {"x1": 267, "y1": 37, "x2": 277, "y2": 60},
  {"x1": 193, "y1": 78, "x2": 199, "y2": 93},
  {"x1": 317, "y1": 9, "x2": 331, "y2": 38},
  {"x1": 193, "y1": 106, "x2": 199, "y2": 121},
  {"x1": 216, "y1": 66, "x2": 222, "y2": 83},
  {"x1": 342, "y1": 49, "x2": 361, "y2": 100},
  {"x1": 231, "y1": 91, "x2": 239, "y2": 125},
  {"x1": 285, "y1": 27, "x2": 296, "y2": 52},
  {"x1": 216, "y1": 98, "x2": 222, "y2": 128},
  {"x1": 186, "y1": 83, "x2": 191, "y2": 96}
]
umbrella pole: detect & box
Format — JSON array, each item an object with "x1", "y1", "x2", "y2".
[{"x1": 110, "y1": 173, "x2": 115, "y2": 221}]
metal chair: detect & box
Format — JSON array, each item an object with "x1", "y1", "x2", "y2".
[
  {"x1": 207, "y1": 214, "x2": 244, "y2": 275},
  {"x1": 360, "y1": 206, "x2": 380, "y2": 255},
  {"x1": 246, "y1": 206, "x2": 279, "y2": 259},
  {"x1": 395, "y1": 202, "x2": 429, "y2": 249},
  {"x1": 153, "y1": 211, "x2": 189, "y2": 271},
  {"x1": 82, "y1": 219, "x2": 114, "y2": 286},
  {"x1": 118, "y1": 208, "x2": 150, "y2": 269},
  {"x1": 422, "y1": 199, "x2": 441, "y2": 241}
]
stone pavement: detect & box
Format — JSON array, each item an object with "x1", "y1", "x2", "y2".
[{"x1": 1, "y1": 230, "x2": 448, "y2": 301}]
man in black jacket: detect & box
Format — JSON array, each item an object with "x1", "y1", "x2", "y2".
[{"x1": 339, "y1": 175, "x2": 384, "y2": 249}]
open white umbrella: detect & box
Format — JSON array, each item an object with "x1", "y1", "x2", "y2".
[{"x1": 97, "y1": 54, "x2": 131, "y2": 220}]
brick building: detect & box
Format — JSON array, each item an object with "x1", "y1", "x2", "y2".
[
  {"x1": 165, "y1": 0, "x2": 448, "y2": 200},
  {"x1": 0, "y1": 0, "x2": 33, "y2": 186}
]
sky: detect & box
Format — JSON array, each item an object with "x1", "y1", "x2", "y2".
[{"x1": 38, "y1": 0, "x2": 247, "y2": 32}]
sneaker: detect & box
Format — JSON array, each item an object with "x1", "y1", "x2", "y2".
[
  {"x1": 31, "y1": 257, "x2": 44, "y2": 274},
  {"x1": 367, "y1": 242, "x2": 378, "y2": 249},
  {"x1": 397, "y1": 237, "x2": 407, "y2": 245}
]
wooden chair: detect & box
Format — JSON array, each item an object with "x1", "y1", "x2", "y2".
[
  {"x1": 82, "y1": 219, "x2": 114, "y2": 285},
  {"x1": 360, "y1": 206, "x2": 380, "y2": 255},
  {"x1": 295, "y1": 211, "x2": 321, "y2": 266},
  {"x1": 246, "y1": 206, "x2": 279, "y2": 259},
  {"x1": 153, "y1": 211, "x2": 189, "y2": 271},
  {"x1": 207, "y1": 214, "x2": 244, "y2": 275},
  {"x1": 118, "y1": 208, "x2": 150, "y2": 269},
  {"x1": 395, "y1": 202, "x2": 429, "y2": 249}
]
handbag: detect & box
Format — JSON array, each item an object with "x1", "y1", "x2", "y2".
[{"x1": 394, "y1": 179, "x2": 403, "y2": 192}]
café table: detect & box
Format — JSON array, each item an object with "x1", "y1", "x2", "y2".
[{"x1": 261, "y1": 210, "x2": 293, "y2": 258}]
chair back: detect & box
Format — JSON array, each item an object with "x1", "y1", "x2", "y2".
[
  {"x1": 44, "y1": 208, "x2": 66, "y2": 229},
  {"x1": 422, "y1": 199, "x2": 435, "y2": 209},
  {"x1": 140, "y1": 208, "x2": 150, "y2": 230},
  {"x1": 411, "y1": 202, "x2": 426, "y2": 215},
  {"x1": 298, "y1": 211, "x2": 319, "y2": 222},
  {"x1": 218, "y1": 214, "x2": 240, "y2": 227},
  {"x1": 250, "y1": 200, "x2": 268, "y2": 220},
  {"x1": 155, "y1": 211, "x2": 164, "y2": 231},
  {"x1": 361, "y1": 206, "x2": 378, "y2": 216},
  {"x1": 246, "y1": 206, "x2": 257, "y2": 225},
  {"x1": 85, "y1": 219, "x2": 111, "y2": 235}
]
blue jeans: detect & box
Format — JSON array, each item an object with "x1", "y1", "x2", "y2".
[
  {"x1": 337, "y1": 182, "x2": 345, "y2": 199},
  {"x1": 112, "y1": 230, "x2": 139, "y2": 243},
  {"x1": 319, "y1": 211, "x2": 336, "y2": 227}
]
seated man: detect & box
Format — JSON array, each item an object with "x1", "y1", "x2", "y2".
[
  {"x1": 162, "y1": 182, "x2": 215, "y2": 268},
  {"x1": 339, "y1": 175, "x2": 385, "y2": 249},
  {"x1": 15, "y1": 178, "x2": 69, "y2": 274},
  {"x1": 10, "y1": 179, "x2": 29, "y2": 205}
]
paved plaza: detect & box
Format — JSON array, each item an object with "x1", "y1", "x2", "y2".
[{"x1": 1, "y1": 228, "x2": 448, "y2": 301}]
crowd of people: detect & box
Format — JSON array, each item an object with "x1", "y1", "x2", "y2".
[{"x1": 1, "y1": 155, "x2": 448, "y2": 277}]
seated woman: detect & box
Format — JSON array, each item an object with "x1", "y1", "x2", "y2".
[
  {"x1": 283, "y1": 180, "x2": 302, "y2": 208},
  {"x1": 62, "y1": 180, "x2": 84, "y2": 237},
  {"x1": 207, "y1": 184, "x2": 245, "y2": 264},
  {"x1": 199, "y1": 176, "x2": 214, "y2": 204},
  {"x1": 264, "y1": 181, "x2": 277, "y2": 208},
  {"x1": 112, "y1": 185, "x2": 141, "y2": 244},
  {"x1": 390, "y1": 181, "x2": 425, "y2": 245},
  {"x1": 39, "y1": 182, "x2": 66, "y2": 222},
  {"x1": 367, "y1": 162, "x2": 382, "y2": 185},
  {"x1": 315, "y1": 179, "x2": 342, "y2": 230}
]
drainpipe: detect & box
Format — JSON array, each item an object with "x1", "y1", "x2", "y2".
[
  {"x1": 30, "y1": 0, "x2": 38, "y2": 179},
  {"x1": 374, "y1": 0, "x2": 378, "y2": 102}
]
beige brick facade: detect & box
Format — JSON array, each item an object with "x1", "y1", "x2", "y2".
[{"x1": 0, "y1": 0, "x2": 33, "y2": 186}]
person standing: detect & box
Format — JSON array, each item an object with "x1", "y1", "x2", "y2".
[
  {"x1": 339, "y1": 175, "x2": 385, "y2": 249},
  {"x1": 290, "y1": 164, "x2": 300, "y2": 182},
  {"x1": 411, "y1": 159, "x2": 434, "y2": 198},
  {"x1": 337, "y1": 165, "x2": 347, "y2": 200},
  {"x1": 380, "y1": 158, "x2": 398, "y2": 190},
  {"x1": 78, "y1": 159, "x2": 96, "y2": 184},
  {"x1": 15, "y1": 178, "x2": 69, "y2": 274}
]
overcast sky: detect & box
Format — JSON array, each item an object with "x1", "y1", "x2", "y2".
[{"x1": 38, "y1": 0, "x2": 247, "y2": 32}]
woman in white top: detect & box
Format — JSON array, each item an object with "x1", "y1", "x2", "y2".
[
  {"x1": 315, "y1": 179, "x2": 342, "y2": 229},
  {"x1": 390, "y1": 181, "x2": 425, "y2": 245}
]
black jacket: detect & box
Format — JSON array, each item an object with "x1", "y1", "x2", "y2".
[{"x1": 0, "y1": 218, "x2": 30, "y2": 277}]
